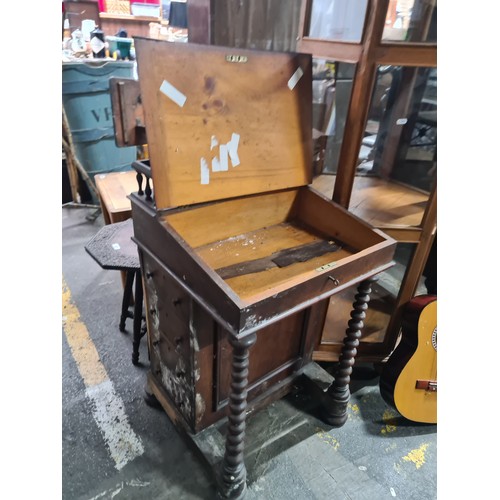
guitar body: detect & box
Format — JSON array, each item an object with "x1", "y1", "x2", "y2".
[{"x1": 380, "y1": 295, "x2": 437, "y2": 424}]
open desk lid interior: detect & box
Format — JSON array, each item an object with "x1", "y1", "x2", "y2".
[{"x1": 134, "y1": 37, "x2": 313, "y2": 210}]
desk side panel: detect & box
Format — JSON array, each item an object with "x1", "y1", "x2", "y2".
[{"x1": 131, "y1": 194, "x2": 242, "y2": 332}]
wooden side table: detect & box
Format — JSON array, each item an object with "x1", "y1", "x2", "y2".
[
  {"x1": 85, "y1": 219, "x2": 146, "y2": 365},
  {"x1": 95, "y1": 170, "x2": 147, "y2": 289},
  {"x1": 94, "y1": 170, "x2": 139, "y2": 224}
]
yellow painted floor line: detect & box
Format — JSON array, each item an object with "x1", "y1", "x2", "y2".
[{"x1": 62, "y1": 276, "x2": 144, "y2": 470}]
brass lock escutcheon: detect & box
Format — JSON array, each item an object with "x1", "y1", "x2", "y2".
[{"x1": 226, "y1": 54, "x2": 248, "y2": 63}]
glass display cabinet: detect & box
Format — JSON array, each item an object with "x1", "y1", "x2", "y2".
[{"x1": 297, "y1": 0, "x2": 437, "y2": 362}]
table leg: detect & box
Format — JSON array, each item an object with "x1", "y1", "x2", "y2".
[
  {"x1": 322, "y1": 277, "x2": 377, "y2": 427},
  {"x1": 217, "y1": 333, "x2": 257, "y2": 500},
  {"x1": 119, "y1": 270, "x2": 135, "y2": 332},
  {"x1": 132, "y1": 270, "x2": 144, "y2": 365}
]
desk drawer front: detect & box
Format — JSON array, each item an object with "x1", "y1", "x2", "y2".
[{"x1": 142, "y1": 254, "x2": 194, "y2": 426}]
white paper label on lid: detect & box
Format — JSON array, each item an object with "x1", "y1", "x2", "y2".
[
  {"x1": 219, "y1": 144, "x2": 229, "y2": 171},
  {"x1": 200, "y1": 158, "x2": 210, "y2": 184},
  {"x1": 288, "y1": 67, "x2": 304, "y2": 90},
  {"x1": 160, "y1": 80, "x2": 187, "y2": 108},
  {"x1": 202, "y1": 132, "x2": 241, "y2": 180},
  {"x1": 228, "y1": 133, "x2": 240, "y2": 167},
  {"x1": 212, "y1": 156, "x2": 221, "y2": 172}
]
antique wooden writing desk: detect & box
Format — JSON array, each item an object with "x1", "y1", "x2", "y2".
[{"x1": 129, "y1": 38, "x2": 396, "y2": 499}]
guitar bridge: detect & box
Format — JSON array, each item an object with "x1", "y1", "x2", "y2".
[{"x1": 415, "y1": 380, "x2": 437, "y2": 392}]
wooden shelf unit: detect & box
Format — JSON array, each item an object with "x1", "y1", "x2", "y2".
[
  {"x1": 99, "y1": 12, "x2": 163, "y2": 38},
  {"x1": 312, "y1": 174, "x2": 431, "y2": 243},
  {"x1": 298, "y1": 0, "x2": 437, "y2": 362}
]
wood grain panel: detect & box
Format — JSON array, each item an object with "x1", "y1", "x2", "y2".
[
  {"x1": 161, "y1": 186, "x2": 395, "y2": 304},
  {"x1": 134, "y1": 38, "x2": 312, "y2": 209},
  {"x1": 95, "y1": 170, "x2": 142, "y2": 222},
  {"x1": 297, "y1": 186, "x2": 385, "y2": 248},
  {"x1": 312, "y1": 174, "x2": 428, "y2": 230},
  {"x1": 216, "y1": 310, "x2": 306, "y2": 405},
  {"x1": 163, "y1": 189, "x2": 298, "y2": 248},
  {"x1": 195, "y1": 222, "x2": 330, "y2": 271},
  {"x1": 109, "y1": 78, "x2": 147, "y2": 147}
]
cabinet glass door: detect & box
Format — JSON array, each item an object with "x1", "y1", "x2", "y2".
[
  {"x1": 307, "y1": 0, "x2": 369, "y2": 42},
  {"x1": 382, "y1": 0, "x2": 437, "y2": 43},
  {"x1": 350, "y1": 65, "x2": 436, "y2": 231}
]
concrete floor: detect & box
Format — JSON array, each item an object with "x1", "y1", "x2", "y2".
[{"x1": 62, "y1": 205, "x2": 437, "y2": 500}]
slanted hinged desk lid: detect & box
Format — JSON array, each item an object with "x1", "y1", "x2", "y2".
[{"x1": 134, "y1": 37, "x2": 312, "y2": 210}]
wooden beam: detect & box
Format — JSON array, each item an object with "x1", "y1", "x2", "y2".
[{"x1": 333, "y1": 0, "x2": 390, "y2": 207}]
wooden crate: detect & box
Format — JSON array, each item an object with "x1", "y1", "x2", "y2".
[{"x1": 105, "y1": 0, "x2": 130, "y2": 15}]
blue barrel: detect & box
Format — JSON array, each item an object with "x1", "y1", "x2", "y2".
[{"x1": 62, "y1": 61, "x2": 137, "y2": 202}]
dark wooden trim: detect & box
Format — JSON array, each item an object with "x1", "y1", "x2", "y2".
[
  {"x1": 297, "y1": 0, "x2": 311, "y2": 40},
  {"x1": 298, "y1": 306, "x2": 312, "y2": 363},
  {"x1": 310, "y1": 299, "x2": 330, "y2": 351},
  {"x1": 212, "y1": 321, "x2": 222, "y2": 413},
  {"x1": 186, "y1": 0, "x2": 212, "y2": 44},
  {"x1": 214, "y1": 327, "x2": 225, "y2": 412}
]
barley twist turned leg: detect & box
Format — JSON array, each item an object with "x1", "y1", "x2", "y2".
[
  {"x1": 217, "y1": 333, "x2": 257, "y2": 499},
  {"x1": 322, "y1": 277, "x2": 377, "y2": 427}
]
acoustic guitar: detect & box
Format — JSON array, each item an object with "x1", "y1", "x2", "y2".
[{"x1": 379, "y1": 295, "x2": 437, "y2": 424}]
